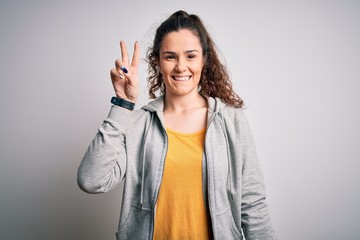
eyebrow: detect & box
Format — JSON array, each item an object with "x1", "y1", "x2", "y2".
[{"x1": 161, "y1": 50, "x2": 200, "y2": 54}]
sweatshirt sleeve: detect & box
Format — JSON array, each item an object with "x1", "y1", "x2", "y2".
[
  {"x1": 77, "y1": 105, "x2": 132, "y2": 193},
  {"x1": 239, "y1": 111, "x2": 277, "y2": 240}
]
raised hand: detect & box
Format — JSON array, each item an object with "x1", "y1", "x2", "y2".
[{"x1": 110, "y1": 41, "x2": 140, "y2": 102}]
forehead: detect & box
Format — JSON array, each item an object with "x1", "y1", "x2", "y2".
[{"x1": 160, "y1": 29, "x2": 202, "y2": 51}]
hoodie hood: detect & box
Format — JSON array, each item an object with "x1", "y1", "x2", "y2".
[
  {"x1": 141, "y1": 95, "x2": 227, "y2": 115},
  {"x1": 141, "y1": 95, "x2": 165, "y2": 113}
]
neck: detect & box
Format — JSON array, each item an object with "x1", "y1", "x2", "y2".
[{"x1": 164, "y1": 91, "x2": 207, "y2": 112}]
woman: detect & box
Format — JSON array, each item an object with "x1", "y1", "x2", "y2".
[{"x1": 78, "y1": 10, "x2": 276, "y2": 240}]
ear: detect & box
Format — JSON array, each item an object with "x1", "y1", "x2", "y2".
[{"x1": 157, "y1": 59, "x2": 162, "y2": 74}]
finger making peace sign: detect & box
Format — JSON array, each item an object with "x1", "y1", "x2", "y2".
[{"x1": 110, "y1": 41, "x2": 140, "y2": 102}]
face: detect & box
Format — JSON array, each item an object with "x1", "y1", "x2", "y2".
[{"x1": 158, "y1": 29, "x2": 204, "y2": 97}]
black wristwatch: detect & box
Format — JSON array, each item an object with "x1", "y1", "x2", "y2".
[{"x1": 111, "y1": 96, "x2": 135, "y2": 111}]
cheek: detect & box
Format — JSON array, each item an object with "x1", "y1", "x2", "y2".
[
  {"x1": 160, "y1": 63, "x2": 174, "y2": 76},
  {"x1": 194, "y1": 62, "x2": 205, "y2": 74}
]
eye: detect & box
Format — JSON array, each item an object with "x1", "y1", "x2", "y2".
[
  {"x1": 187, "y1": 54, "x2": 197, "y2": 59},
  {"x1": 164, "y1": 55, "x2": 176, "y2": 60}
]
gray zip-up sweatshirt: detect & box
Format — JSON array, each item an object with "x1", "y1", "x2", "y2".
[{"x1": 78, "y1": 96, "x2": 276, "y2": 240}]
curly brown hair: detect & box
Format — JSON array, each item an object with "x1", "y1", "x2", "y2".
[{"x1": 146, "y1": 10, "x2": 244, "y2": 108}]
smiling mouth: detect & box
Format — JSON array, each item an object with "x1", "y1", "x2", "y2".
[{"x1": 172, "y1": 75, "x2": 192, "y2": 81}]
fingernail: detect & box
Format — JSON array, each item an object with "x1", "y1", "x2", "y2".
[
  {"x1": 121, "y1": 66, "x2": 128, "y2": 73},
  {"x1": 119, "y1": 73, "x2": 125, "y2": 79}
]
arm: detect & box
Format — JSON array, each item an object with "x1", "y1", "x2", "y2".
[
  {"x1": 77, "y1": 106, "x2": 131, "y2": 193},
  {"x1": 77, "y1": 41, "x2": 140, "y2": 193},
  {"x1": 239, "y1": 112, "x2": 276, "y2": 239}
]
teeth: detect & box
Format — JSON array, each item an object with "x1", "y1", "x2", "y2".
[{"x1": 174, "y1": 76, "x2": 190, "y2": 81}]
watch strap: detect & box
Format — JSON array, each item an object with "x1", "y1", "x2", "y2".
[{"x1": 111, "y1": 96, "x2": 135, "y2": 110}]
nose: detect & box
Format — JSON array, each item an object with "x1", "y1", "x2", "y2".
[{"x1": 175, "y1": 57, "x2": 187, "y2": 72}]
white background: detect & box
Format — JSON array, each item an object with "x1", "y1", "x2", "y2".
[{"x1": 1, "y1": 0, "x2": 359, "y2": 239}]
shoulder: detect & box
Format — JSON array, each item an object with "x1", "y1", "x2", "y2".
[
  {"x1": 217, "y1": 102, "x2": 253, "y2": 136},
  {"x1": 218, "y1": 99, "x2": 247, "y2": 121},
  {"x1": 207, "y1": 96, "x2": 248, "y2": 122}
]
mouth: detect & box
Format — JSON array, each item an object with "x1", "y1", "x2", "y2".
[{"x1": 172, "y1": 75, "x2": 192, "y2": 81}]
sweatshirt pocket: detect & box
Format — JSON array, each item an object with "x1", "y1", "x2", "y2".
[
  {"x1": 216, "y1": 208, "x2": 243, "y2": 239},
  {"x1": 116, "y1": 205, "x2": 151, "y2": 239}
]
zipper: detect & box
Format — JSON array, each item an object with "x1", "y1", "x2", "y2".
[
  {"x1": 150, "y1": 124, "x2": 169, "y2": 239},
  {"x1": 204, "y1": 110, "x2": 218, "y2": 238}
]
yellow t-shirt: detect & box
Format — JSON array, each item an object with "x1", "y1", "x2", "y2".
[{"x1": 153, "y1": 128, "x2": 212, "y2": 240}]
